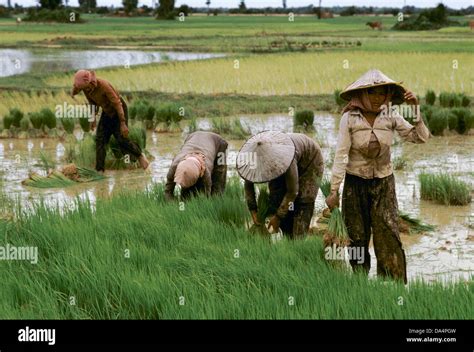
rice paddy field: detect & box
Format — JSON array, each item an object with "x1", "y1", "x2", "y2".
[{"x1": 0, "y1": 12, "x2": 473, "y2": 320}]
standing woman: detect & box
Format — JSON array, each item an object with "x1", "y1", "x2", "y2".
[{"x1": 326, "y1": 69, "x2": 430, "y2": 284}]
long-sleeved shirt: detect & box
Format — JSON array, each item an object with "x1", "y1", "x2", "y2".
[
  {"x1": 245, "y1": 133, "x2": 324, "y2": 219},
  {"x1": 84, "y1": 78, "x2": 126, "y2": 123},
  {"x1": 165, "y1": 131, "x2": 228, "y2": 199},
  {"x1": 330, "y1": 107, "x2": 430, "y2": 193}
]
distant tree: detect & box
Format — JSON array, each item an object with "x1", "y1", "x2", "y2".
[
  {"x1": 78, "y1": 0, "x2": 96, "y2": 11},
  {"x1": 282, "y1": 0, "x2": 286, "y2": 9},
  {"x1": 238, "y1": 0, "x2": 246, "y2": 12},
  {"x1": 206, "y1": 0, "x2": 210, "y2": 15},
  {"x1": 7, "y1": 0, "x2": 11, "y2": 8},
  {"x1": 317, "y1": 0, "x2": 321, "y2": 18},
  {"x1": 122, "y1": 0, "x2": 138, "y2": 14},
  {"x1": 38, "y1": 0, "x2": 62, "y2": 9},
  {"x1": 157, "y1": 0, "x2": 175, "y2": 19},
  {"x1": 177, "y1": 4, "x2": 190, "y2": 16}
]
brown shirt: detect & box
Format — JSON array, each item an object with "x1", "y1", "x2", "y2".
[
  {"x1": 84, "y1": 78, "x2": 125, "y2": 122},
  {"x1": 245, "y1": 133, "x2": 324, "y2": 219},
  {"x1": 165, "y1": 131, "x2": 228, "y2": 199},
  {"x1": 330, "y1": 108, "x2": 430, "y2": 193}
]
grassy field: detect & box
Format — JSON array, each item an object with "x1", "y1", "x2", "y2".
[
  {"x1": 0, "y1": 181, "x2": 472, "y2": 319},
  {"x1": 44, "y1": 51, "x2": 474, "y2": 95},
  {"x1": 0, "y1": 15, "x2": 473, "y2": 53}
]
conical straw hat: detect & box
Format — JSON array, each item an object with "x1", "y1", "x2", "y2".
[
  {"x1": 340, "y1": 69, "x2": 406, "y2": 104},
  {"x1": 236, "y1": 131, "x2": 295, "y2": 183}
]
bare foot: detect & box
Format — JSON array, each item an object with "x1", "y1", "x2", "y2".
[{"x1": 139, "y1": 154, "x2": 150, "y2": 170}]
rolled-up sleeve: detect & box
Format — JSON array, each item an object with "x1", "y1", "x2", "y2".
[
  {"x1": 393, "y1": 108, "x2": 430, "y2": 143},
  {"x1": 330, "y1": 113, "x2": 351, "y2": 193}
]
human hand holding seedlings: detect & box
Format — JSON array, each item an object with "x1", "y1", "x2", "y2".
[
  {"x1": 268, "y1": 215, "x2": 280, "y2": 232},
  {"x1": 326, "y1": 191, "x2": 340, "y2": 210},
  {"x1": 251, "y1": 210, "x2": 261, "y2": 225},
  {"x1": 90, "y1": 118, "x2": 97, "y2": 132}
]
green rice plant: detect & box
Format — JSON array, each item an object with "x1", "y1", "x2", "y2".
[
  {"x1": 187, "y1": 116, "x2": 198, "y2": 133},
  {"x1": 334, "y1": 89, "x2": 346, "y2": 107},
  {"x1": 155, "y1": 103, "x2": 182, "y2": 124},
  {"x1": 419, "y1": 172, "x2": 472, "y2": 206},
  {"x1": 460, "y1": 94, "x2": 470, "y2": 107},
  {"x1": 37, "y1": 150, "x2": 56, "y2": 174},
  {"x1": 134, "y1": 100, "x2": 156, "y2": 122},
  {"x1": 40, "y1": 108, "x2": 57, "y2": 129},
  {"x1": 425, "y1": 90, "x2": 436, "y2": 106},
  {"x1": 20, "y1": 117, "x2": 30, "y2": 131},
  {"x1": 1, "y1": 178, "x2": 473, "y2": 319},
  {"x1": 74, "y1": 134, "x2": 96, "y2": 168},
  {"x1": 22, "y1": 171, "x2": 76, "y2": 188},
  {"x1": 5, "y1": 108, "x2": 23, "y2": 128},
  {"x1": 109, "y1": 126, "x2": 147, "y2": 160},
  {"x1": 211, "y1": 117, "x2": 249, "y2": 139},
  {"x1": 447, "y1": 110, "x2": 458, "y2": 131},
  {"x1": 324, "y1": 207, "x2": 350, "y2": 248},
  {"x1": 78, "y1": 117, "x2": 91, "y2": 133},
  {"x1": 399, "y1": 211, "x2": 436, "y2": 234},
  {"x1": 230, "y1": 118, "x2": 251, "y2": 139},
  {"x1": 293, "y1": 110, "x2": 314, "y2": 131},
  {"x1": 28, "y1": 112, "x2": 44, "y2": 130},
  {"x1": 450, "y1": 107, "x2": 474, "y2": 135},
  {"x1": 60, "y1": 118, "x2": 76, "y2": 134},
  {"x1": 319, "y1": 178, "x2": 331, "y2": 198},
  {"x1": 428, "y1": 109, "x2": 449, "y2": 135},
  {"x1": 393, "y1": 156, "x2": 408, "y2": 170},
  {"x1": 439, "y1": 92, "x2": 464, "y2": 108},
  {"x1": 420, "y1": 105, "x2": 434, "y2": 124}
]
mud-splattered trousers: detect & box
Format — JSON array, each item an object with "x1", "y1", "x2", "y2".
[
  {"x1": 342, "y1": 173, "x2": 407, "y2": 284},
  {"x1": 95, "y1": 98, "x2": 142, "y2": 172}
]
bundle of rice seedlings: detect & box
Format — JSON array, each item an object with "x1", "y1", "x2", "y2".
[
  {"x1": 319, "y1": 178, "x2": 331, "y2": 198},
  {"x1": 22, "y1": 171, "x2": 76, "y2": 188},
  {"x1": 249, "y1": 186, "x2": 271, "y2": 236},
  {"x1": 7, "y1": 108, "x2": 24, "y2": 128},
  {"x1": 40, "y1": 108, "x2": 56, "y2": 129},
  {"x1": 419, "y1": 172, "x2": 471, "y2": 206},
  {"x1": 399, "y1": 211, "x2": 436, "y2": 234},
  {"x1": 60, "y1": 118, "x2": 76, "y2": 134},
  {"x1": 428, "y1": 109, "x2": 449, "y2": 135},
  {"x1": 293, "y1": 110, "x2": 315, "y2": 131},
  {"x1": 450, "y1": 108, "x2": 473, "y2": 135},
  {"x1": 29, "y1": 112, "x2": 44, "y2": 130},
  {"x1": 323, "y1": 207, "x2": 350, "y2": 248},
  {"x1": 37, "y1": 150, "x2": 56, "y2": 174},
  {"x1": 109, "y1": 126, "x2": 147, "y2": 161},
  {"x1": 76, "y1": 167, "x2": 107, "y2": 182},
  {"x1": 78, "y1": 117, "x2": 91, "y2": 133},
  {"x1": 425, "y1": 90, "x2": 436, "y2": 105}
]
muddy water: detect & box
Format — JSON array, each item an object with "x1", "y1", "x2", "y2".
[{"x1": 0, "y1": 113, "x2": 473, "y2": 283}]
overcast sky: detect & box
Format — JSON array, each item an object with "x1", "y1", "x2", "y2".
[{"x1": 5, "y1": 0, "x2": 473, "y2": 9}]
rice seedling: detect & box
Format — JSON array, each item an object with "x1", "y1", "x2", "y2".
[
  {"x1": 60, "y1": 118, "x2": 76, "y2": 134},
  {"x1": 22, "y1": 171, "x2": 76, "y2": 188},
  {"x1": 109, "y1": 126, "x2": 147, "y2": 161},
  {"x1": 334, "y1": 89, "x2": 346, "y2": 107},
  {"x1": 78, "y1": 117, "x2": 91, "y2": 133},
  {"x1": 428, "y1": 109, "x2": 449, "y2": 135},
  {"x1": 4, "y1": 108, "x2": 24, "y2": 129},
  {"x1": 37, "y1": 150, "x2": 56, "y2": 174},
  {"x1": 419, "y1": 172, "x2": 472, "y2": 206},
  {"x1": 293, "y1": 110, "x2": 315, "y2": 131},
  {"x1": 450, "y1": 108, "x2": 474, "y2": 135},
  {"x1": 425, "y1": 90, "x2": 436, "y2": 105},
  {"x1": 20, "y1": 117, "x2": 30, "y2": 131},
  {"x1": 73, "y1": 134, "x2": 96, "y2": 168},
  {"x1": 154, "y1": 103, "x2": 183, "y2": 132},
  {"x1": 393, "y1": 156, "x2": 408, "y2": 170},
  {"x1": 187, "y1": 117, "x2": 198, "y2": 133},
  {"x1": 324, "y1": 208, "x2": 350, "y2": 248},
  {"x1": 2, "y1": 178, "x2": 472, "y2": 319},
  {"x1": 439, "y1": 92, "x2": 466, "y2": 108},
  {"x1": 319, "y1": 178, "x2": 331, "y2": 198},
  {"x1": 40, "y1": 108, "x2": 57, "y2": 129},
  {"x1": 399, "y1": 211, "x2": 436, "y2": 234},
  {"x1": 211, "y1": 117, "x2": 250, "y2": 139},
  {"x1": 28, "y1": 111, "x2": 44, "y2": 130}
]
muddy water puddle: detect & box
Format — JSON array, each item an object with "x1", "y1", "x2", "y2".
[{"x1": 1, "y1": 113, "x2": 473, "y2": 283}]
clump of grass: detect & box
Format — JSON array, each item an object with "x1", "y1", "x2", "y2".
[
  {"x1": 130, "y1": 99, "x2": 155, "y2": 124},
  {"x1": 393, "y1": 156, "x2": 408, "y2": 170},
  {"x1": 439, "y1": 92, "x2": 469, "y2": 108},
  {"x1": 319, "y1": 178, "x2": 331, "y2": 198},
  {"x1": 20, "y1": 117, "x2": 30, "y2": 131},
  {"x1": 425, "y1": 90, "x2": 436, "y2": 105},
  {"x1": 3, "y1": 108, "x2": 23, "y2": 129},
  {"x1": 1, "y1": 179, "x2": 473, "y2": 319},
  {"x1": 155, "y1": 103, "x2": 183, "y2": 132},
  {"x1": 40, "y1": 108, "x2": 57, "y2": 129},
  {"x1": 324, "y1": 208, "x2": 350, "y2": 247},
  {"x1": 293, "y1": 110, "x2": 314, "y2": 131},
  {"x1": 211, "y1": 117, "x2": 250, "y2": 139},
  {"x1": 334, "y1": 89, "x2": 346, "y2": 107},
  {"x1": 109, "y1": 126, "x2": 147, "y2": 161},
  {"x1": 60, "y1": 118, "x2": 76, "y2": 134},
  {"x1": 78, "y1": 117, "x2": 91, "y2": 133},
  {"x1": 428, "y1": 109, "x2": 449, "y2": 135},
  {"x1": 450, "y1": 108, "x2": 474, "y2": 135},
  {"x1": 187, "y1": 116, "x2": 198, "y2": 133},
  {"x1": 28, "y1": 112, "x2": 44, "y2": 130},
  {"x1": 419, "y1": 172, "x2": 472, "y2": 206}
]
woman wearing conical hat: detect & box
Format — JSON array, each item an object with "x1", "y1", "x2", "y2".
[
  {"x1": 237, "y1": 131, "x2": 324, "y2": 238},
  {"x1": 326, "y1": 69, "x2": 430, "y2": 284}
]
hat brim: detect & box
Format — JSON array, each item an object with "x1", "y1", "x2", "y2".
[
  {"x1": 236, "y1": 131, "x2": 296, "y2": 183},
  {"x1": 340, "y1": 82, "x2": 406, "y2": 105}
]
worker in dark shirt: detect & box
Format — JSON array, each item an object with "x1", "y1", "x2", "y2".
[
  {"x1": 237, "y1": 131, "x2": 324, "y2": 238},
  {"x1": 71, "y1": 69, "x2": 149, "y2": 172}
]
